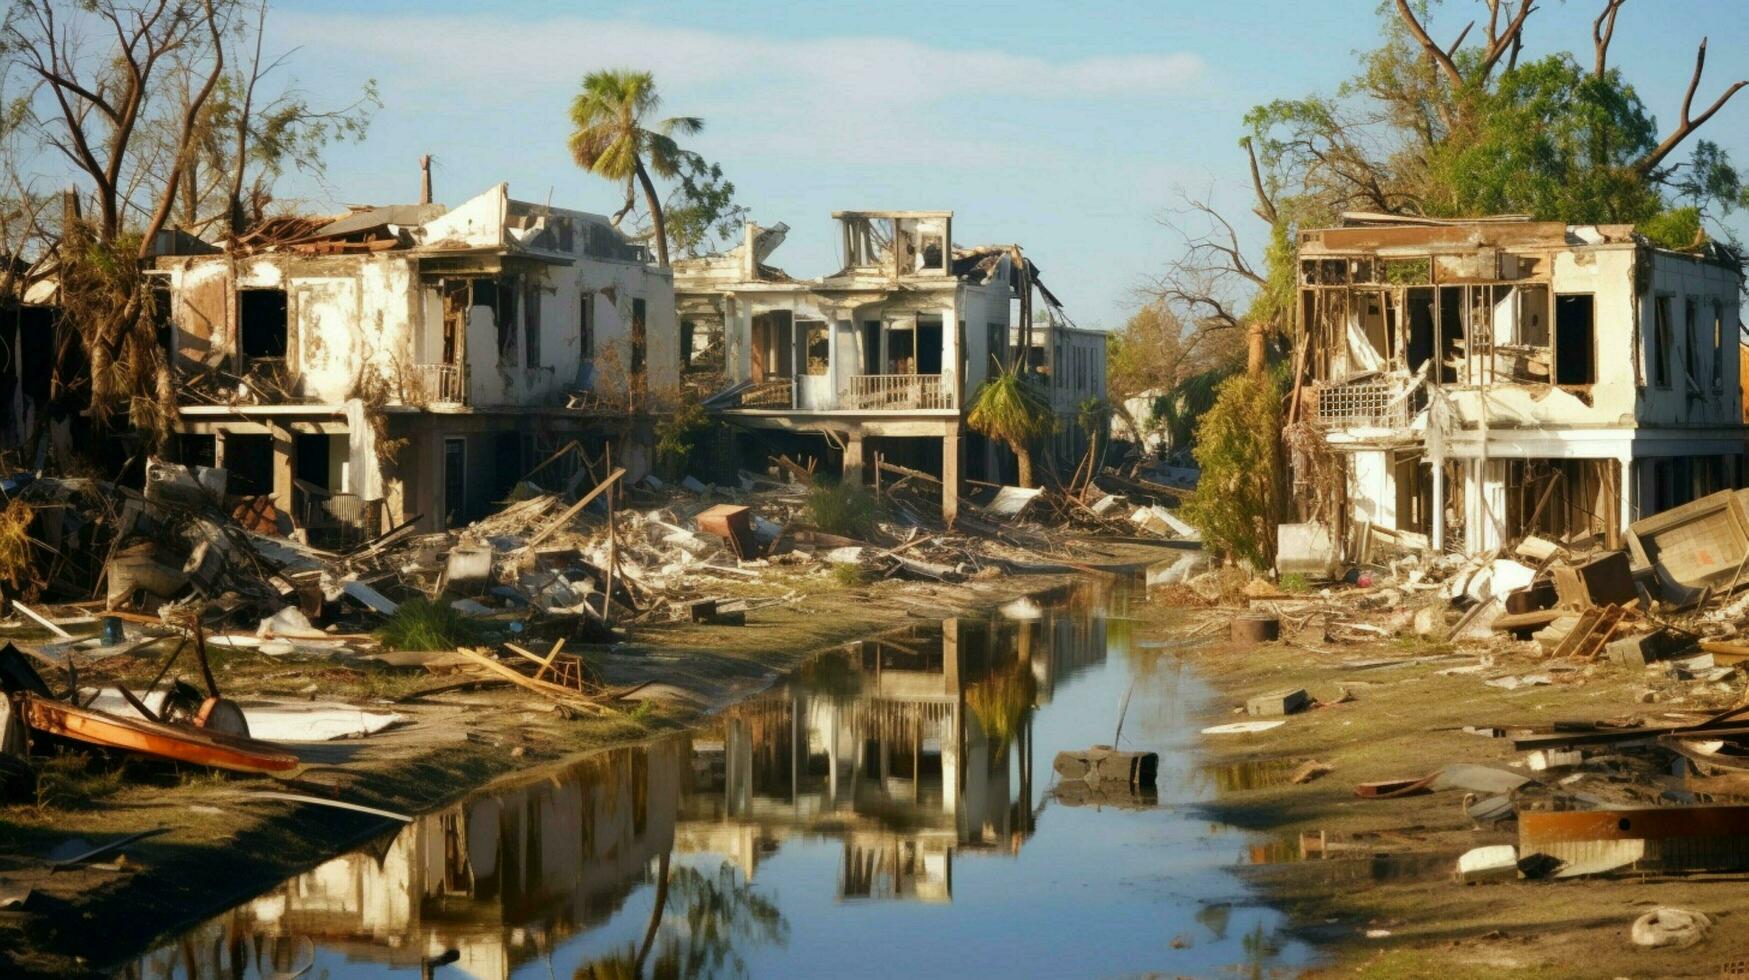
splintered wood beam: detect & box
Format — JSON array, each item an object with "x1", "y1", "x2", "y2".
[{"x1": 524, "y1": 467, "x2": 626, "y2": 549}]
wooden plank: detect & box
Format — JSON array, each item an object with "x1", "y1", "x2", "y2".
[
  {"x1": 14, "y1": 602, "x2": 73, "y2": 639},
  {"x1": 450, "y1": 647, "x2": 608, "y2": 712},
  {"x1": 525, "y1": 468, "x2": 625, "y2": 549}
]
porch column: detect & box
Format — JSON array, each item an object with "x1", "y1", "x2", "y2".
[
  {"x1": 942, "y1": 428, "x2": 963, "y2": 526},
  {"x1": 842, "y1": 430, "x2": 866, "y2": 485},
  {"x1": 1430, "y1": 459, "x2": 1445, "y2": 553},
  {"x1": 1618, "y1": 456, "x2": 1634, "y2": 538},
  {"x1": 270, "y1": 423, "x2": 295, "y2": 518}
]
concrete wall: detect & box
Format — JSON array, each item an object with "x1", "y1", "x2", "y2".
[
  {"x1": 158, "y1": 254, "x2": 421, "y2": 405},
  {"x1": 461, "y1": 259, "x2": 677, "y2": 408}
]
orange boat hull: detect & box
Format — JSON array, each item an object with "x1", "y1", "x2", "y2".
[{"x1": 23, "y1": 694, "x2": 299, "y2": 773}]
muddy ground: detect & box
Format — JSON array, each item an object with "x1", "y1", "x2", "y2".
[
  {"x1": 0, "y1": 543, "x2": 1177, "y2": 978},
  {"x1": 1131, "y1": 595, "x2": 1749, "y2": 979}
]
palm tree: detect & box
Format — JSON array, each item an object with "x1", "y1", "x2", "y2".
[
  {"x1": 567, "y1": 69, "x2": 701, "y2": 267},
  {"x1": 967, "y1": 364, "x2": 1056, "y2": 488}
]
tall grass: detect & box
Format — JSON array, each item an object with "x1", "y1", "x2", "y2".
[
  {"x1": 806, "y1": 480, "x2": 880, "y2": 539},
  {"x1": 376, "y1": 598, "x2": 486, "y2": 651}
]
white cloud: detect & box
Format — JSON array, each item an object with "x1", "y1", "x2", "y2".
[{"x1": 275, "y1": 13, "x2": 1205, "y2": 124}]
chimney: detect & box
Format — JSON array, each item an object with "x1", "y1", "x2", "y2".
[{"x1": 419, "y1": 155, "x2": 432, "y2": 205}]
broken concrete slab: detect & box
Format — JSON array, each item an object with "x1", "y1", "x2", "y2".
[
  {"x1": 1246, "y1": 688, "x2": 1308, "y2": 717},
  {"x1": 1456, "y1": 844, "x2": 1519, "y2": 883}
]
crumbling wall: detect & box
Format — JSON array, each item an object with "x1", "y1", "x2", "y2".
[{"x1": 165, "y1": 261, "x2": 233, "y2": 371}]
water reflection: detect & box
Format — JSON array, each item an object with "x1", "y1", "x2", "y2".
[{"x1": 128, "y1": 584, "x2": 1308, "y2": 979}]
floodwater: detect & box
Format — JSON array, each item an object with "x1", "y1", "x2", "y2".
[{"x1": 129, "y1": 581, "x2": 1313, "y2": 979}]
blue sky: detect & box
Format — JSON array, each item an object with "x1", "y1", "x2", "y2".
[{"x1": 244, "y1": 2, "x2": 1749, "y2": 325}]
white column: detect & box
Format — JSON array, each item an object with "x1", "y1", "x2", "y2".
[{"x1": 1430, "y1": 460, "x2": 1445, "y2": 553}]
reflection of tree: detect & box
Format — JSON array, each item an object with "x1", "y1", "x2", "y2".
[
  {"x1": 574, "y1": 858, "x2": 787, "y2": 980},
  {"x1": 966, "y1": 661, "x2": 1037, "y2": 757},
  {"x1": 795, "y1": 649, "x2": 864, "y2": 705}
]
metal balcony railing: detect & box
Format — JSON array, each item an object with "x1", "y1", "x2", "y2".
[
  {"x1": 413, "y1": 363, "x2": 465, "y2": 404},
  {"x1": 1309, "y1": 377, "x2": 1425, "y2": 428},
  {"x1": 740, "y1": 379, "x2": 795, "y2": 408},
  {"x1": 843, "y1": 373, "x2": 953, "y2": 411}
]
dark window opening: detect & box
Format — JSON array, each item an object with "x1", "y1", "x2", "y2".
[
  {"x1": 224, "y1": 433, "x2": 273, "y2": 498},
  {"x1": 680, "y1": 318, "x2": 694, "y2": 366},
  {"x1": 176, "y1": 433, "x2": 216, "y2": 470},
  {"x1": 1555, "y1": 294, "x2": 1595, "y2": 385},
  {"x1": 294, "y1": 434, "x2": 330, "y2": 489},
  {"x1": 579, "y1": 291, "x2": 594, "y2": 360},
  {"x1": 1437, "y1": 286, "x2": 1463, "y2": 384},
  {"x1": 1685, "y1": 298, "x2": 1700, "y2": 391},
  {"x1": 1652, "y1": 295, "x2": 1673, "y2": 387},
  {"x1": 917, "y1": 319, "x2": 943, "y2": 375},
  {"x1": 473, "y1": 277, "x2": 517, "y2": 366},
  {"x1": 492, "y1": 432, "x2": 522, "y2": 505},
  {"x1": 887, "y1": 329, "x2": 915, "y2": 374},
  {"x1": 631, "y1": 298, "x2": 647, "y2": 376},
  {"x1": 150, "y1": 278, "x2": 173, "y2": 352},
  {"x1": 239, "y1": 289, "x2": 287, "y2": 360},
  {"x1": 1714, "y1": 302, "x2": 1727, "y2": 392},
  {"x1": 1405, "y1": 289, "x2": 1435, "y2": 375},
  {"x1": 523, "y1": 281, "x2": 541, "y2": 369},
  {"x1": 443, "y1": 437, "x2": 466, "y2": 530},
  {"x1": 865, "y1": 321, "x2": 882, "y2": 374}
]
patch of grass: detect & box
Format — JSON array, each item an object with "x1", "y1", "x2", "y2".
[
  {"x1": 33, "y1": 752, "x2": 125, "y2": 814},
  {"x1": 376, "y1": 597, "x2": 487, "y2": 651},
  {"x1": 806, "y1": 480, "x2": 880, "y2": 539},
  {"x1": 829, "y1": 562, "x2": 875, "y2": 587},
  {"x1": 1278, "y1": 572, "x2": 1311, "y2": 593}
]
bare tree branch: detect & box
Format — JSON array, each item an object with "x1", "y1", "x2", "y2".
[
  {"x1": 1593, "y1": 0, "x2": 1627, "y2": 78},
  {"x1": 1393, "y1": 0, "x2": 1465, "y2": 89},
  {"x1": 1635, "y1": 37, "x2": 1749, "y2": 177}
]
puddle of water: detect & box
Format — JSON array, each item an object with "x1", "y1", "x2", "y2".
[
  {"x1": 1197, "y1": 757, "x2": 1305, "y2": 793},
  {"x1": 125, "y1": 581, "x2": 1314, "y2": 978}
]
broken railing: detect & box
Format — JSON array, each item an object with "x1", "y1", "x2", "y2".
[
  {"x1": 843, "y1": 373, "x2": 952, "y2": 411},
  {"x1": 1308, "y1": 374, "x2": 1425, "y2": 429},
  {"x1": 412, "y1": 363, "x2": 465, "y2": 404},
  {"x1": 739, "y1": 379, "x2": 795, "y2": 408}
]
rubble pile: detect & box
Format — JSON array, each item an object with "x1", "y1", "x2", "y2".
[
  {"x1": 1190, "y1": 487, "x2": 1749, "y2": 884},
  {"x1": 0, "y1": 450, "x2": 1192, "y2": 799}
]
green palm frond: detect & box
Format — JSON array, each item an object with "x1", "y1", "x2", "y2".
[{"x1": 967, "y1": 365, "x2": 1056, "y2": 446}]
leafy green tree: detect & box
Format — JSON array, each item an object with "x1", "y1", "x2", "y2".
[
  {"x1": 1182, "y1": 373, "x2": 1280, "y2": 568},
  {"x1": 966, "y1": 364, "x2": 1055, "y2": 488},
  {"x1": 567, "y1": 69, "x2": 702, "y2": 268}
]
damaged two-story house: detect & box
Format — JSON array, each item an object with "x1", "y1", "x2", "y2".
[
  {"x1": 1297, "y1": 214, "x2": 1746, "y2": 558},
  {"x1": 153, "y1": 183, "x2": 677, "y2": 535},
  {"x1": 675, "y1": 211, "x2": 1106, "y2": 521}
]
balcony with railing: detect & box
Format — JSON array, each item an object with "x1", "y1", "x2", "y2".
[
  {"x1": 740, "y1": 379, "x2": 795, "y2": 408},
  {"x1": 412, "y1": 363, "x2": 465, "y2": 405},
  {"x1": 842, "y1": 374, "x2": 953, "y2": 411},
  {"x1": 1308, "y1": 375, "x2": 1425, "y2": 429}
]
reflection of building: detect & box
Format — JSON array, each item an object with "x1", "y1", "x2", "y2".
[
  {"x1": 132, "y1": 741, "x2": 683, "y2": 980},
  {"x1": 682, "y1": 601, "x2": 1110, "y2": 900},
  {"x1": 131, "y1": 597, "x2": 1115, "y2": 972}
]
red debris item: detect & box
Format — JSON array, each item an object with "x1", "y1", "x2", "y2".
[{"x1": 696, "y1": 504, "x2": 756, "y2": 559}]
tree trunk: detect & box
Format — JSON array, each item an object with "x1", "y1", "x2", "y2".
[
  {"x1": 634, "y1": 158, "x2": 669, "y2": 268},
  {"x1": 1013, "y1": 442, "x2": 1034, "y2": 489},
  {"x1": 635, "y1": 850, "x2": 671, "y2": 971}
]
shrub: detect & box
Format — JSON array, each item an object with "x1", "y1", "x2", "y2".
[
  {"x1": 1182, "y1": 373, "x2": 1281, "y2": 569},
  {"x1": 806, "y1": 480, "x2": 880, "y2": 539},
  {"x1": 376, "y1": 597, "x2": 486, "y2": 651},
  {"x1": 655, "y1": 396, "x2": 717, "y2": 480}
]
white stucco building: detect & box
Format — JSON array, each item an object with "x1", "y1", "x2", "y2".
[
  {"x1": 152, "y1": 184, "x2": 677, "y2": 533},
  {"x1": 675, "y1": 212, "x2": 1104, "y2": 520},
  {"x1": 1300, "y1": 214, "x2": 1746, "y2": 556}
]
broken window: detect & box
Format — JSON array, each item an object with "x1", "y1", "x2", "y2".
[
  {"x1": 1554, "y1": 294, "x2": 1595, "y2": 386},
  {"x1": 1714, "y1": 301, "x2": 1726, "y2": 392},
  {"x1": 1652, "y1": 295, "x2": 1673, "y2": 387},
  {"x1": 1685, "y1": 297, "x2": 1701, "y2": 394},
  {"x1": 630, "y1": 297, "x2": 646, "y2": 376},
  {"x1": 579, "y1": 291, "x2": 594, "y2": 360},
  {"x1": 523, "y1": 281, "x2": 541, "y2": 369},
  {"x1": 800, "y1": 319, "x2": 829, "y2": 376},
  {"x1": 473, "y1": 278, "x2": 518, "y2": 366},
  {"x1": 239, "y1": 288, "x2": 287, "y2": 360}
]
